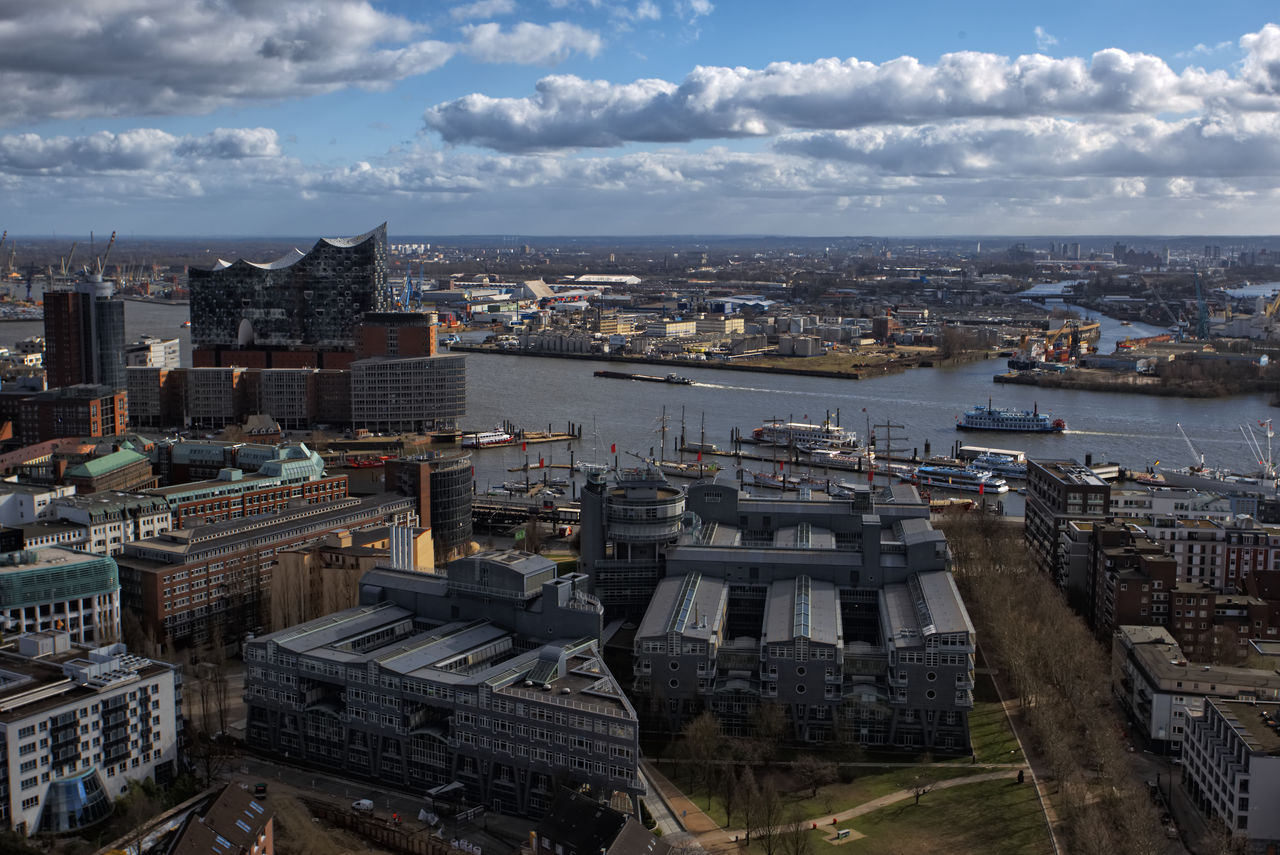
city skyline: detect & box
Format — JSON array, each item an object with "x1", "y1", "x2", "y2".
[{"x1": 5, "y1": 2, "x2": 1280, "y2": 237}]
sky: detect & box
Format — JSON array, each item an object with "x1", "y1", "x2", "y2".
[{"x1": 5, "y1": 1, "x2": 1280, "y2": 237}]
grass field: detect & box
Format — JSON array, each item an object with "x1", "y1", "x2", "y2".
[
  {"x1": 966, "y1": 674, "x2": 1025, "y2": 764},
  {"x1": 819, "y1": 778, "x2": 1054, "y2": 855}
]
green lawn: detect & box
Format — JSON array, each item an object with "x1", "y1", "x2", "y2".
[
  {"x1": 820, "y1": 779, "x2": 1053, "y2": 855},
  {"x1": 675, "y1": 765, "x2": 992, "y2": 828},
  {"x1": 966, "y1": 674, "x2": 1024, "y2": 764}
]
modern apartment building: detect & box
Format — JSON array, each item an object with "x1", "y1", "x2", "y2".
[
  {"x1": 116, "y1": 494, "x2": 416, "y2": 647},
  {"x1": 1025, "y1": 459, "x2": 1111, "y2": 605},
  {"x1": 383, "y1": 451, "x2": 473, "y2": 560},
  {"x1": 242, "y1": 551, "x2": 642, "y2": 818},
  {"x1": 0, "y1": 631, "x2": 181, "y2": 836},
  {"x1": 1112, "y1": 625, "x2": 1280, "y2": 754},
  {"x1": 1182, "y1": 698, "x2": 1280, "y2": 848},
  {"x1": 17, "y1": 385, "x2": 128, "y2": 445},
  {"x1": 0, "y1": 547, "x2": 121, "y2": 644}
]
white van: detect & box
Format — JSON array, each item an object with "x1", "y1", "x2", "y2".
[{"x1": 352, "y1": 799, "x2": 374, "y2": 813}]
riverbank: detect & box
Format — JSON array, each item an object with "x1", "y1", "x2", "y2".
[
  {"x1": 995, "y1": 368, "x2": 1278, "y2": 399},
  {"x1": 448, "y1": 343, "x2": 993, "y2": 380}
]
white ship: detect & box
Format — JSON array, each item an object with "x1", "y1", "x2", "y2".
[
  {"x1": 462, "y1": 429, "x2": 514, "y2": 448},
  {"x1": 903, "y1": 464, "x2": 1009, "y2": 494},
  {"x1": 752, "y1": 420, "x2": 857, "y2": 448}
]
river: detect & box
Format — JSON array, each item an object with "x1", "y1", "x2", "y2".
[{"x1": 3, "y1": 301, "x2": 1267, "y2": 503}]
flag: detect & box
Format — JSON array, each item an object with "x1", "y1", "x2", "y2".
[
  {"x1": 697, "y1": 451, "x2": 702, "y2": 462},
  {"x1": 522, "y1": 441, "x2": 527, "y2": 452},
  {"x1": 1153, "y1": 460, "x2": 1159, "y2": 466},
  {"x1": 610, "y1": 443, "x2": 616, "y2": 454},
  {"x1": 539, "y1": 457, "x2": 544, "y2": 468},
  {"x1": 778, "y1": 461, "x2": 784, "y2": 470},
  {"x1": 867, "y1": 470, "x2": 874, "y2": 483},
  {"x1": 979, "y1": 482, "x2": 984, "y2": 496}
]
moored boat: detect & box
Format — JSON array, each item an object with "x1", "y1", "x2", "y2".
[
  {"x1": 752, "y1": 420, "x2": 857, "y2": 448},
  {"x1": 901, "y1": 464, "x2": 1009, "y2": 494},
  {"x1": 462, "y1": 429, "x2": 515, "y2": 448}
]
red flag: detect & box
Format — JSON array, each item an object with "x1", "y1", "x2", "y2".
[
  {"x1": 697, "y1": 451, "x2": 702, "y2": 462},
  {"x1": 539, "y1": 457, "x2": 544, "y2": 468},
  {"x1": 867, "y1": 470, "x2": 874, "y2": 483},
  {"x1": 979, "y1": 482, "x2": 984, "y2": 496},
  {"x1": 522, "y1": 441, "x2": 527, "y2": 452},
  {"x1": 778, "y1": 461, "x2": 784, "y2": 470},
  {"x1": 610, "y1": 443, "x2": 616, "y2": 454}
]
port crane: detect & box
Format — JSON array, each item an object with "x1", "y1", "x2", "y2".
[
  {"x1": 1193, "y1": 273, "x2": 1210, "y2": 339},
  {"x1": 1176, "y1": 423, "x2": 1206, "y2": 472}
]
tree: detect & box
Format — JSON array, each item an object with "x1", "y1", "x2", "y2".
[
  {"x1": 748, "y1": 776, "x2": 787, "y2": 855},
  {"x1": 750, "y1": 701, "x2": 788, "y2": 768},
  {"x1": 777, "y1": 806, "x2": 813, "y2": 855},
  {"x1": 682, "y1": 710, "x2": 723, "y2": 804},
  {"x1": 792, "y1": 754, "x2": 836, "y2": 798}
]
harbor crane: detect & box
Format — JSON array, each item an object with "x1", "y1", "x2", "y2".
[
  {"x1": 92, "y1": 231, "x2": 116, "y2": 277},
  {"x1": 1176, "y1": 423, "x2": 1206, "y2": 471},
  {"x1": 1193, "y1": 273, "x2": 1210, "y2": 339},
  {"x1": 58, "y1": 242, "x2": 78, "y2": 278}
]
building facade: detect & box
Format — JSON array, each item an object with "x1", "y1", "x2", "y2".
[
  {"x1": 1182, "y1": 698, "x2": 1280, "y2": 849},
  {"x1": 116, "y1": 494, "x2": 416, "y2": 647},
  {"x1": 1025, "y1": 459, "x2": 1111, "y2": 605},
  {"x1": 0, "y1": 547, "x2": 121, "y2": 644},
  {"x1": 42, "y1": 279, "x2": 126, "y2": 390},
  {"x1": 189, "y1": 224, "x2": 388, "y2": 355},
  {"x1": 0, "y1": 631, "x2": 181, "y2": 836},
  {"x1": 242, "y1": 552, "x2": 642, "y2": 818},
  {"x1": 349, "y1": 355, "x2": 466, "y2": 434}
]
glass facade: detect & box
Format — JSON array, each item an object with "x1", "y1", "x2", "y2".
[{"x1": 189, "y1": 223, "x2": 388, "y2": 349}]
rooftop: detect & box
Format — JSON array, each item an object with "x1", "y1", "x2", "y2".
[{"x1": 1216, "y1": 700, "x2": 1280, "y2": 756}]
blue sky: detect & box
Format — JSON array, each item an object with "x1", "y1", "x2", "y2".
[{"x1": 4, "y1": 1, "x2": 1280, "y2": 237}]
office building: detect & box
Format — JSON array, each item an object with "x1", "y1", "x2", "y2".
[
  {"x1": 124, "y1": 337, "x2": 180, "y2": 370},
  {"x1": 116, "y1": 493, "x2": 416, "y2": 647},
  {"x1": 17, "y1": 385, "x2": 128, "y2": 445},
  {"x1": 189, "y1": 224, "x2": 388, "y2": 365},
  {"x1": 0, "y1": 547, "x2": 121, "y2": 644},
  {"x1": 1183, "y1": 698, "x2": 1280, "y2": 848},
  {"x1": 243, "y1": 551, "x2": 642, "y2": 818},
  {"x1": 349, "y1": 355, "x2": 466, "y2": 434},
  {"x1": 42, "y1": 278, "x2": 126, "y2": 390},
  {"x1": 384, "y1": 451, "x2": 473, "y2": 560},
  {"x1": 609, "y1": 475, "x2": 972, "y2": 750},
  {"x1": 0, "y1": 631, "x2": 181, "y2": 836}
]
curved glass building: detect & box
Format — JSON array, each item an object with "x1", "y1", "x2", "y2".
[{"x1": 189, "y1": 223, "x2": 388, "y2": 350}]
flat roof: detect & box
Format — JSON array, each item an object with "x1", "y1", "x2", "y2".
[{"x1": 1216, "y1": 700, "x2": 1280, "y2": 756}]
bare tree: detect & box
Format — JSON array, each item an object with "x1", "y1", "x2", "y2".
[
  {"x1": 748, "y1": 776, "x2": 787, "y2": 855},
  {"x1": 682, "y1": 710, "x2": 723, "y2": 805},
  {"x1": 910, "y1": 773, "x2": 934, "y2": 806},
  {"x1": 751, "y1": 701, "x2": 788, "y2": 768},
  {"x1": 792, "y1": 754, "x2": 836, "y2": 798},
  {"x1": 777, "y1": 806, "x2": 813, "y2": 855}
]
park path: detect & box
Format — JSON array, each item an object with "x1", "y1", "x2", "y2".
[{"x1": 643, "y1": 760, "x2": 1026, "y2": 854}]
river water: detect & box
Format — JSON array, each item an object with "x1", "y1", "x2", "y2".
[{"x1": 3, "y1": 300, "x2": 1266, "y2": 500}]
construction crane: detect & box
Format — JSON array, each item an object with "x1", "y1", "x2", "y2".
[
  {"x1": 92, "y1": 231, "x2": 116, "y2": 277},
  {"x1": 58, "y1": 242, "x2": 78, "y2": 278}
]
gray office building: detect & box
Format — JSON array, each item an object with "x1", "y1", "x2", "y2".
[
  {"x1": 242, "y1": 551, "x2": 643, "y2": 817},
  {"x1": 625, "y1": 478, "x2": 975, "y2": 751}
]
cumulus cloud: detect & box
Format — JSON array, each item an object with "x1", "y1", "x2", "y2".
[
  {"x1": 0, "y1": 128, "x2": 282, "y2": 174},
  {"x1": 678, "y1": 0, "x2": 714, "y2": 20},
  {"x1": 775, "y1": 114, "x2": 1280, "y2": 180},
  {"x1": 424, "y1": 45, "x2": 1253, "y2": 151},
  {"x1": 1241, "y1": 23, "x2": 1280, "y2": 93},
  {"x1": 461, "y1": 21, "x2": 604, "y2": 64},
  {"x1": 0, "y1": 1, "x2": 457, "y2": 125},
  {"x1": 449, "y1": 0, "x2": 517, "y2": 22},
  {"x1": 1034, "y1": 26, "x2": 1058, "y2": 51}
]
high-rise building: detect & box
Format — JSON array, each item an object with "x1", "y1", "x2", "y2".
[
  {"x1": 189, "y1": 224, "x2": 388, "y2": 365},
  {"x1": 42, "y1": 278, "x2": 126, "y2": 390}
]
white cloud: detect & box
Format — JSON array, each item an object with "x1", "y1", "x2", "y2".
[
  {"x1": 1034, "y1": 26, "x2": 1058, "y2": 52},
  {"x1": 461, "y1": 21, "x2": 604, "y2": 64},
  {"x1": 450, "y1": 0, "x2": 518, "y2": 21},
  {"x1": 424, "y1": 44, "x2": 1254, "y2": 151},
  {"x1": 0, "y1": 128, "x2": 282, "y2": 173},
  {"x1": 1241, "y1": 23, "x2": 1280, "y2": 93},
  {"x1": 677, "y1": 0, "x2": 714, "y2": 20},
  {"x1": 0, "y1": 1, "x2": 457, "y2": 126},
  {"x1": 1175, "y1": 40, "x2": 1235, "y2": 59}
]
